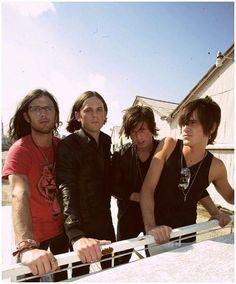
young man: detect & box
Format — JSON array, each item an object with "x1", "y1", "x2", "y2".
[
  {"x1": 56, "y1": 91, "x2": 115, "y2": 277},
  {"x1": 140, "y1": 96, "x2": 234, "y2": 245},
  {"x1": 111, "y1": 105, "x2": 160, "y2": 264},
  {"x1": 2, "y1": 89, "x2": 68, "y2": 281}
]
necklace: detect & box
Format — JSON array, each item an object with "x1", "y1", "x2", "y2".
[
  {"x1": 134, "y1": 145, "x2": 144, "y2": 183},
  {"x1": 179, "y1": 151, "x2": 207, "y2": 202},
  {"x1": 134, "y1": 143, "x2": 155, "y2": 184},
  {"x1": 31, "y1": 136, "x2": 56, "y2": 174}
]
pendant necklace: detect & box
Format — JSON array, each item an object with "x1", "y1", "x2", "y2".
[
  {"x1": 179, "y1": 151, "x2": 207, "y2": 202},
  {"x1": 134, "y1": 145, "x2": 144, "y2": 183},
  {"x1": 31, "y1": 136, "x2": 56, "y2": 175}
]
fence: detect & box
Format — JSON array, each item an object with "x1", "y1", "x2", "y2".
[{"x1": 2, "y1": 216, "x2": 234, "y2": 282}]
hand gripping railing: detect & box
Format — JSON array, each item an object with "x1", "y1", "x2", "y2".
[{"x1": 2, "y1": 216, "x2": 234, "y2": 281}]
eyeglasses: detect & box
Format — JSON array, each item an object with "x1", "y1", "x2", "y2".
[
  {"x1": 28, "y1": 106, "x2": 55, "y2": 115},
  {"x1": 178, "y1": 167, "x2": 191, "y2": 191}
]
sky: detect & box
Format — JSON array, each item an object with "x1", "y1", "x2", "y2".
[{"x1": 1, "y1": 1, "x2": 234, "y2": 136}]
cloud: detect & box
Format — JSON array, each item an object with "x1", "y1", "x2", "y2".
[{"x1": 8, "y1": 2, "x2": 56, "y2": 17}]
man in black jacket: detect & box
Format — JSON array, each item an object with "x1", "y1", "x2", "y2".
[
  {"x1": 56, "y1": 91, "x2": 115, "y2": 277},
  {"x1": 111, "y1": 105, "x2": 160, "y2": 265}
]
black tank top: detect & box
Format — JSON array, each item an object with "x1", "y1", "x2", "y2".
[{"x1": 154, "y1": 139, "x2": 213, "y2": 230}]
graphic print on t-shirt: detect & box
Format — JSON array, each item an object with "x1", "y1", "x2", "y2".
[{"x1": 38, "y1": 163, "x2": 61, "y2": 217}]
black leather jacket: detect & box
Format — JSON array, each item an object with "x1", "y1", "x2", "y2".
[{"x1": 56, "y1": 129, "x2": 115, "y2": 243}]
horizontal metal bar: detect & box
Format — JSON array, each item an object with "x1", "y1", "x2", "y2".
[{"x1": 2, "y1": 216, "x2": 234, "y2": 280}]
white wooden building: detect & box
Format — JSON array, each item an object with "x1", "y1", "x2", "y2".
[
  {"x1": 111, "y1": 125, "x2": 122, "y2": 152},
  {"x1": 168, "y1": 44, "x2": 234, "y2": 211},
  {"x1": 133, "y1": 96, "x2": 178, "y2": 139},
  {"x1": 111, "y1": 44, "x2": 234, "y2": 210}
]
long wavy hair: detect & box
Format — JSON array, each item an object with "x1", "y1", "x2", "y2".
[
  {"x1": 66, "y1": 91, "x2": 108, "y2": 133},
  {"x1": 8, "y1": 89, "x2": 60, "y2": 143}
]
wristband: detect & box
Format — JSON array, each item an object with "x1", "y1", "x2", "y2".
[
  {"x1": 12, "y1": 244, "x2": 38, "y2": 257},
  {"x1": 13, "y1": 239, "x2": 39, "y2": 257},
  {"x1": 17, "y1": 239, "x2": 39, "y2": 249}
]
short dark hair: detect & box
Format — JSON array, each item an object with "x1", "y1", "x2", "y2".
[
  {"x1": 119, "y1": 105, "x2": 158, "y2": 138},
  {"x1": 66, "y1": 91, "x2": 108, "y2": 133},
  {"x1": 178, "y1": 96, "x2": 221, "y2": 144},
  {"x1": 8, "y1": 89, "x2": 60, "y2": 143}
]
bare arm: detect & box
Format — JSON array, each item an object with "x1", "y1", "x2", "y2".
[
  {"x1": 210, "y1": 158, "x2": 234, "y2": 204},
  {"x1": 140, "y1": 143, "x2": 173, "y2": 243},
  {"x1": 9, "y1": 174, "x2": 59, "y2": 276},
  {"x1": 199, "y1": 195, "x2": 232, "y2": 227},
  {"x1": 140, "y1": 157, "x2": 162, "y2": 232},
  {"x1": 9, "y1": 174, "x2": 33, "y2": 244},
  {"x1": 140, "y1": 137, "x2": 176, "y2": 233}
]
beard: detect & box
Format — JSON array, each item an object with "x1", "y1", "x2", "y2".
[{"x1": 31, "y1": 124, "x2": 55, "y2": 135}]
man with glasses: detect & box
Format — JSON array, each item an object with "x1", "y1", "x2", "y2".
[
  {"x1": 2, "y1": 89, "x2": 68, "y2": 281},
  {"x1": 140, "y1": 96, "x2": 234, "y2": 247}
]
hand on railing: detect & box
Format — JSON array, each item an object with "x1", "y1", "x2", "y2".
[
  {"x1": 209, "y1": 211, "x2": 232, "y2": 228},
  {"x1": 20, "y1": 248, "x2": 59, "y2": 276},
  {"x1": 72, "y1": 238, "x2": 111, "y2": 263},
  {"x1": 148, "y1": 225, "x2": 172, "y2": 244},
  {"x1": 2, "y1": 216, "x2": 234, "y2": 281}
]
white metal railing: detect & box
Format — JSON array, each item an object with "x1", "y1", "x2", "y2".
[{"x1": 2, "y1": 216, "x2": 234, "y2": 281}]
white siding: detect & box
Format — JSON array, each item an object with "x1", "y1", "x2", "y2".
[
  {"x1": 111, "y1": 48, "x2": 234, "y2": 210},
  {"x1": 135, "y1": 97, "x2": 178, "y2": 140},
  {"x1": 170, "y1": 56, "x2": 234, "y2": 210},
  {"x1": 196, "y1": 62, "x2": 234, "y2": 145}
]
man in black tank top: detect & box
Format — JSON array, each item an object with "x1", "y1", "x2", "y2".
[
  {"x1": 140, "y1": 96, "x2": 234, "y2": 246},
  {"x1": 111, "y1": 105, "x2": 160, "y2": 265}
]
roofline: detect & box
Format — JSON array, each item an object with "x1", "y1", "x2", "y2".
[
  {"x1": 133, "y1": 95, "x2": 178, "y2": 106},
  {"x1": 170, "y1": 44, "x2": 234, "y2": 119}
]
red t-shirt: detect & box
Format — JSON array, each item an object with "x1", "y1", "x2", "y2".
[{"x1": 2, "y1": 135, "x2": 64, "y2": 243}]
